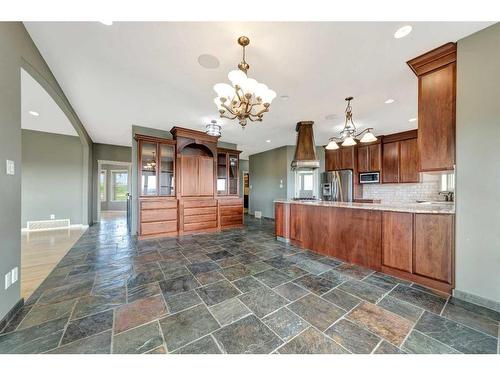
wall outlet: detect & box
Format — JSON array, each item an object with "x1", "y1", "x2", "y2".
[
  {"x1": 11, "y1": 267, "x2": 18, "y2": 284},
  {"x1": 279, "y1": 179, "x2": 283, "y2": 189},
  {"x1": 5, "y1": 272, "x2": 11, "y2": 290},
  {"x1": 6, "y1": 160, "x2": 15, "y2": 175},
  {"x1": 50, "y1": 214, "x2": 55, "y2": 220}
]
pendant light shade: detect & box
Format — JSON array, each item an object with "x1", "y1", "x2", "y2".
[
  {"x1": 325, "y1": 140, "x2": 339, "y2": 150},
  {"x1": 341, "y1": 136, "x2": 357, "y2": 147},
  {"x1": 359, "y1": 130, "x2": 377, "y2": 143}
]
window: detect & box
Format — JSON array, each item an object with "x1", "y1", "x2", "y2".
[
  {"x1": 111, "y1": 170, "x2": 128, "y2": 201},
  {"x1": 294, "y1": 169, "x2": 319, "y2": 199},
  {"x1": 99, "y1": 170, "x2": 107, "y2": 202}
]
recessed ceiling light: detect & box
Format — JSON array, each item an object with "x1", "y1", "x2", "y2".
[
  {"x1": 384, "y1": 99, "x2": 395, "y2": 104},
  {"x1": 394, "y1": 25, "x2": 412, "y2": 39},
  {"x1": 280, "y1": 95, "x2": 290, "y2": 100},
  {"x1": 28, "y1": 110, "x2": 39, "y2": 117},
  {"x1": 100, "y1": 21, "x2": 113, "y2": 26},
  {"x1": 266, "y1": 140, "x2": 271, "y2": 143},
  {"x1": 325, "y1": 114, "x2": 338, "y2": 121},
  {"x1": 408, "y1": 118, "x2": 417, "y2": 122},
  {"x1": 198, "y1": 54, "x2": 220, "y2": 69}
]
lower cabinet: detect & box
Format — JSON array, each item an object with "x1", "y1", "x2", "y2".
[
  {"x1": 139, "y1": 198, "x2": 178, "y2": 237},
  {"x1": 218, "y1": 198, "x2": 244, "y2": 229},
  {"x1": 382, "y1": 212, "x2": 454, "y2": 292},
  {"x1": 180, "y1": 199, "x2": 218, "y2": 233}
]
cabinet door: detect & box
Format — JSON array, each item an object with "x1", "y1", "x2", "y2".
[
  {"x1": 419, "y1": 63, "x2": 456, "y2": 171},
  {"x1": 181, "y1": 155, "x2": 198, "y2": 196},
  {"x1": 357, "y1": 146, "x2": 369, "y2": 173},
  {"x1": 414, "y1": 214, "x2": 453, "y2": 283},
  {"x1": 400, "y1": 138, "x2": 419, "y2": 183},
  {"x1": 340, "y1": 147, "x2": 355, "y2": 169},
  {"x1": 325, "y1": 149, "x2": 341, "y2": 171},
  {"x1": 289, "y1": 204, "x2": 302, "y2": 242},
  {"x1": 228, "y1": 154, "x2": 239, "y2": 195},
  {"x1": 198, "y1": 156, "x2": 214, "y2": 196},
  {"x1": 382, "y1": 142, "x2": 399, "y2": 183},
  {"x1": 382, "y1": 212, "x2": 413, "y2": 272},
  {"x1": 368, "y1": 143, "x2": 381, "y2": 172}
]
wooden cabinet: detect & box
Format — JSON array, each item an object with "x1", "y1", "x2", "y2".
[
  {"x1": 357, "y1": 143, "x2": 381, "y2": 173},
  {"x1": 407, "y1": 43, "x2": 456, "y2": 171},
  {"x1": 382, "y1": 130, "x2": 419, "y2": 183},
  {"x1": 382, "y1": 142, "x2": 400, "y2": 183},
  {"x1": 325, "y1": 147, "x2": 355, "y2": 171},
  {"x1": 198, "y1": 156, "x2": 214, "y2": 196},
  {"x1": 218, "y1": 198, "x2": 243, "y2": 229},
  {"x1": 139, "y1": 198, "x2": 177, "y2": 237},
  {"x1": 414, "y1": 214, "x2": 454, "y2": 283},
  {"x1": 217, "y1": 148, "x2": 241, "y2": 196},
  {"x1": 340, "y1": 147, "x2": 355, "y2": 170},
  {"x1": 180, "y1": 155, "x2": 214, "y2": 197},
  {"x1": 180, "y1": 199, "x2": 217, "y2": 233},
  {"x1": 382, "y1": 212, "x2": 413, "y2": 273}
]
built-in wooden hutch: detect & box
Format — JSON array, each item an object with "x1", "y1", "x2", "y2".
[{"x1": 136, "y1": 127, "x2": 243, "y2": 238}]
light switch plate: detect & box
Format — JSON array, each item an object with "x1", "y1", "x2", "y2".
[
  {"x1": 4, "y1": 272, "x2": 11, "y2": 290},
  {"x1": 11, "y1": 267, "x2": 18, "y2": 284},
  {"x1": 6, "y1": 160, "x2": 15, "y2": 175}
]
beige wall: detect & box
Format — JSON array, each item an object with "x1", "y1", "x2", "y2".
[{"x1": 456, "y1": 23, "x2": 500, "y2": 307}]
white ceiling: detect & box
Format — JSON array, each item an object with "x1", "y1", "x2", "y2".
[
  {"x1": 21, "y1": 67, "x2": 77, "y2": 136},
  {"x1": 24, "y1": 22, "x2": 493, "y2": 158}
]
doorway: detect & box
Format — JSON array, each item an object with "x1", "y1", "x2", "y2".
[{"x1": 97, "y1": 160, "x2": 132, "y2": 230}]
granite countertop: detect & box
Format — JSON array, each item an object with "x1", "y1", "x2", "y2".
[{"x1": 274, "y1": 199, "x2": 455, "y2": 214}]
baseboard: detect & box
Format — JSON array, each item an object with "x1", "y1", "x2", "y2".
[
  {"x1": 0, "y1": 298, "x2": 24, "y2": 333},
  {"x1": 21, "y1": 224, "x2": 88, "y2": 233},
  {"x1": 453, "y1": 289, "x2": 500, "y2": 313}
]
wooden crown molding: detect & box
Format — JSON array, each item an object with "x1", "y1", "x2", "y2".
[
  {"x1": 407, "y1": 42, "x2": 457, "y2": 77},
  {"x1": 170, "y1": 126, "x2": 220, "y2": 143}
]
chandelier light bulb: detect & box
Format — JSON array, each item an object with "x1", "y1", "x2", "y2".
[
  {"x1": 325, "y1": 140, "x2": 339, "y2": 150},
  {"x1": 240, "y1": 78, "x2": 258, "y2": 95},
  {"x1": 261, "y1": 89, "x2": 277, "y2": 104},
  {"x1": 342, "y1": 136, "x2": 357, "y2": 147},
  {"x1": 228, "y1": 69, "x2": 247, "y2": 87},
  {"x1": 359, "y1": 130, "x2": 377, "y2": 143},
  {"x1": 254, "y1": 83, "x2": 269, "y2": 99},
  {"x1": 213, "y1": 83, "x2": 235, "y2": 100}
]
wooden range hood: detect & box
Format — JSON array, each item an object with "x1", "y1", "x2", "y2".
[{"x1": 291, "y1": 121, "x2": 320, "y2": 169}]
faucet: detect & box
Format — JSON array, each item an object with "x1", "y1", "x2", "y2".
[{"x1": 438, "y1": 191, "x2": 454, "y2": 202}]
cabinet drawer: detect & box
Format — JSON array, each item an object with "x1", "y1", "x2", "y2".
[
  {"x1": 221, "y1": 215, "x2": 243, "y2": 226},
  {"x1": 141, "y1": 199, "x2": 177, "y2": 210},
  {"x1": 183, "y1": 200, "x2": 217, "y2": 208},
  {"x1": 184, "y1": 214, "x2": 217, "y2": 224},
  {"x1": 218, "y1": 198, "x2": 243, "y2": 206},
  {"x1": 141, "y1": 221, "x2": 177, "y2": 235},
  {"x1": 141, "y1": 208, "x2": 177, "y2": 223},
  {"x1": 184, "y1": 207, "x2": 217, "y2": 216},
  {"x1": 184, "y1": 221, "x2": 217, "y2": 232},
  {"x1": 220, "y1": 206, "x2": 243, "y2": 216}
]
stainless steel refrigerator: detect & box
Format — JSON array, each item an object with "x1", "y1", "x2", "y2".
[{"x1": 320, "y1": 170, "x2": 353, "y2": 202}]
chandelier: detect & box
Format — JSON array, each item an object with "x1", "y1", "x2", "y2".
[
  {"x1": 325, "y1": 97, "x2": 377, "y2": 149},
  {"x1": 205, "y1": 120, "x2": 222, "y2": 137},
  {"x1": 213, "y1": 36, "x2": 276, "y2": 128}
]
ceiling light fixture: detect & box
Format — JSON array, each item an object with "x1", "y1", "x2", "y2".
[
  {"x1": 384, "y1": 98, "x2": 395, "y2": 104},
  {"x1": 205, "y1": 120, "x2": 222, "y2": 137},
  {"x1": 213, "y1": 36, "x2": 276, "y2": 129},
  {"x1": 266, "y1": 140, "x2": 271, "y2": 143},
  {"x1": 325, "y1": 97, "x2": 377, "y2": 150},
  {"x1": 28, "y1": 110, "x2": 39, "y2": 117},
  {"x1": 394, "y1": 25, "x2": 412, "y2": 39},
  {"x1": 409, "y1": 118, "x2": 417, "y2": 122},
  {"x1": 198, "y1": 54, "x2": 220, "y2": 69},
  {"x1": 280, "y1": 95, "x2": 290, "y2": 100},
  {"x1": 100, "y1": 21, "x2": 113, "y2": 26}
]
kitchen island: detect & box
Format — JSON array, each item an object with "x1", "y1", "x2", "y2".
[{"x1": 274, "y1": 199, "x2": 455, "y2": 293}]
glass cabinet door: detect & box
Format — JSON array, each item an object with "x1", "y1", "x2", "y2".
[
  {"x1": 228, "y1": 155, "x2": 238, "y2": 195},
  {"x1": 140, "y1": 142, "x2": 158, "y2": 196},
  {"x1": 217, "y1": 153, "x2": 227, "y2": 194},
  {"x1": 159, "y1": 144, "x2": 175, "y2": 196}
]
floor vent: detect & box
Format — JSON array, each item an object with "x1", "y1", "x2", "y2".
[{"x1": 26, "y1": 219, "x2": 71, "y2": 231}]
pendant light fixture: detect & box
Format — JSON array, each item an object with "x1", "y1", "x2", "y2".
[
  {"x1": 205, "y1": 120, "x2": 222, "y2": 137},
  {"x1": 325, "y1": 97, "x2": 377, "y2": 150},
  {"x1": 212, "y1": 36, "x2": 276, "y2": 128}
]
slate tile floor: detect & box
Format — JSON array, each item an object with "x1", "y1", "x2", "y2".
[{"x1": 1, "y1": 216, "x2": 499, "y2": 354}]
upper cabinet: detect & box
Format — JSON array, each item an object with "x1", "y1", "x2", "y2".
[
  {"x1": 325, "y1": 146, "x2": 355, "y2": 171},
  {"x1": 217, "y1": 148, "x2": 241, "y2": 196},
  {"x1": 407, "y1": 43, "x2": 456, "y2": 172},
  {"x1": 382, "y1": 130, "x2": 420, "y2": 184},
  {"x1": 357, "y1": 143, "x2": 381, "y2": 173},
  {"x1": 137, "y1": 135, "x2": 176, "y2": 197}
]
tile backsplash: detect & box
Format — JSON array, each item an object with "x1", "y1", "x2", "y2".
[{"x1": 362, "y1": 174, "x2": 442, "y2": 203}]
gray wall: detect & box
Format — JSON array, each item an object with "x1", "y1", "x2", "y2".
[
  {"x1": 456, "y1": 23, "x2": 500, "y2": 306},
  {"x1": 92, "y1": 143, "x2": 131, "y2": 222},
  {"x1": 99, "y1": 164, "x2": 128, "y2": 212},
  {"x1": 0, "y1": 22, "x2": 91, "y2": 320},
  {"x1": 249, "y1": 145, "x2": 325, "y2": 219},
  {"x1": 21, "y1": 130, "x2": 83, "y2": 227},
  {"x1": 249, "y1": 146, "x2": 289, "y2": 219}
]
